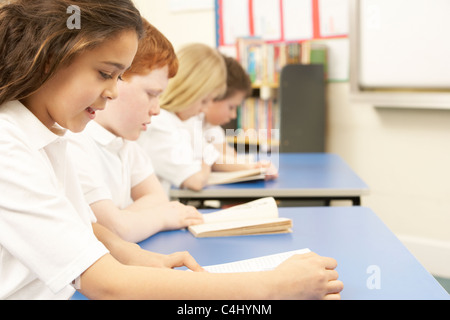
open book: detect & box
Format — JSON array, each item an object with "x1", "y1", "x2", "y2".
[
  {"x1": 203, "y1": 249, "x2": 311, "y2": 273},
  {"x1": 207, "y1": 168, "x2": 266, "y2": 186},
  {"x1": 188, "y1": 197, "x2": 292, "y2": 238}
]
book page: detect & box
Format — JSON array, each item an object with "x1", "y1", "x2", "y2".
[
  {"x1": 207, "y1": 168, "x2": 266, "y2": 186},
  {"x1": 283, "y1": 0, "x2": 314, "y2": 41},
  {"x1": 202, "y1": 197, "x2": 278, "y2": 224},
  {"x1": 189, "y1": 217, "x2": 291, "y2": 236},
  {"x1": 221, "y1": 0, "x2": 250, "y2": 46},
  {"x1": 203, "y1": 249, "x2": 311, "y2": 273},
  {"x1": 252, "y1": 0, "x2": 282, "y2": 41}
]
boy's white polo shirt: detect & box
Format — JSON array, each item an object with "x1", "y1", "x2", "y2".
[
  {"x1": 0, "y1": 101, "x2": 108, "y2": 300},
  {"x1": 67, "y1": 121, "x2": 154, "y2": 209},
  {"x1": 138, "y1": 110, "x2": 218, "y2": 193}
]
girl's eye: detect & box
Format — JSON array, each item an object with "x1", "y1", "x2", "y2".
[
  {"x1": 99, "y1": 71, "x2": 112, "y2": 80},
  {"x1": 100, "y1": 71, "x2": 123, "y2": 82}
]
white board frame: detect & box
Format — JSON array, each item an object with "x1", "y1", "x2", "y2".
[{"x1": 349, "y1": 0, "x2": 450, "y2": 109}]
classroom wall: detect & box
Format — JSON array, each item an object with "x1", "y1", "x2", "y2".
[{"x1": 134, "y1": 0, "x2": 450, "y2": 277}]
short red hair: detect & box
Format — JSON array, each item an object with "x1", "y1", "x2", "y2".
[{"x1": 123, "y1": 18, "x2": 178, "y2": 80}]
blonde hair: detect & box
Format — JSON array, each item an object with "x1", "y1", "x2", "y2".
[{"x1": 160, "y1": 43, "x2": 226, "y2": 113}]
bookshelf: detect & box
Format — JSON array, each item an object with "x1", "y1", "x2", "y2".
[{"x1": 225, "y1": 38, "x2": 327, "y2": 152}]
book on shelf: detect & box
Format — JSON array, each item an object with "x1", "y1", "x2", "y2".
[
  {"x1": 236, "y1": 37, "x2": 328, "y2": 87},
  {"x1": 236, "y1": 37, "x2": 303, "y2": 87},
  {"x1": 237, "y1": 97, "x2": 280, "y2": 141},
  {"x1": 301, "y1": 41, "x2": 328, "y2": 78},
  {"x1": 231, "y1": 38, "x2": 327, "y2": 150},
  {"x1": 207, "y1": 168, "x2": 267, "y2": 186},
  {"x1": 188, "y1": 197, "x2": 293, "y2": 238}
]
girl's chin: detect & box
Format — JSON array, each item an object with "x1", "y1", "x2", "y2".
[{"x1": 67, "y1": 120, "x2": 91, "y2": 133}]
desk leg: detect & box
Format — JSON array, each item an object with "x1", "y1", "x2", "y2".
[{"x1": 352, "y1": 197, "x2": 361, "y2": 206}]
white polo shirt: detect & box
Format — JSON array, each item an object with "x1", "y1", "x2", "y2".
[
  {"x1": 0, "y1": 101, "x2": 108, "y2": 300},
  {"x1": 138, "y1": 109, "x2": 218, "y2": 193},
  {"x1": 66, "y1": 121, "x2": 154, "y2": 209},
  {"x1": 184, "y1": 113, "x2": 227, "y2": 146}
]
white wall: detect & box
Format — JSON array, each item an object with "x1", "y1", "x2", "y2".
[
  {"x1": 134, "y1": 0, "x2": 450, "y2": 277},
  {"x1": 133, "y1": 0, "x2": 216, "y2": 50}
]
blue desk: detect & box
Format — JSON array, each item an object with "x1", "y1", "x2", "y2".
[
  {"x1": 141, "y1": 206, "x2": 448, "y2": 300},
  {"x1": 170, "y1": 153, "x2": 369, "y2": 206},
  {"x1": 72, "y1": 206, "x2": 448, "y2": 300}
]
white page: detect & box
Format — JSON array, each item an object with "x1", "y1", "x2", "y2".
[
  {"x1": 252, "y1": 0, "x2": 282, "y2": 41},
  {"x1": 283, "y1": 0, "x2": 314, "y2": 41},
  {"x1": 222, "y1": 0, "x2": 250, "y2": 45},
  {"x1": 207, "y1": 168, "x2": 266, "y2": 186},
  {"x1": 203, "y1": 249, "x2": 311, "y2": 273},
  {"x1": 189, "y1": 217, "x2": 291, "y2": 235},
  {"x1": 319, "y1": 0, "x2": 349, "y2": 37},
  {"x1": 202, "y1": 197, "x2": 278, "y2": 224}
]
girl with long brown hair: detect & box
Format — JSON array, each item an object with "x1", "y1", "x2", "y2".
[{"x1": 0, "y1": 0, "x2": 342, "y2": 300}]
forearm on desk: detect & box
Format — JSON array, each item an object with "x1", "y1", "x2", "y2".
[
  {"x1": 80, "y1": 255, "x2": 274, "y2": 300},
  {"x1": 181, "y1": 162, "x2": 211, "y2": 191}
]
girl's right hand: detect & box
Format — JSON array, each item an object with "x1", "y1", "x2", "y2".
[{"x1": 271, "y1": 252, "x2": 344, "y2": 300}]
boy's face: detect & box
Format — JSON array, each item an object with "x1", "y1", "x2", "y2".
[
  {"x1": 98, "y1": 65, "x2": 169, "y2": 141},
  {"x1": 204, "y1": 90, "x2": 247, "y2": 126},
  {"x1": 22, "y1": 30, "x2": 139, "y2": 133}
]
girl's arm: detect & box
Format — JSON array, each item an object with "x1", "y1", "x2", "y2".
[
  {"x1": 79, "y1": 250, "x2": 343, "y2": 300},
  {"x1": 91, "y1": 222, "x2": 203, "y2": 271}
]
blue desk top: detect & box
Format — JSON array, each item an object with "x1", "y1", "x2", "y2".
[
  {"x1": 170, "y1": 153, "x2": 370, "y2": 199},
  {"x1": 72, "y1": 206, "x2": 448, "y2": 300},
  {"x1": 137, "y1": 206, "x2": 448, "y2": 300}
]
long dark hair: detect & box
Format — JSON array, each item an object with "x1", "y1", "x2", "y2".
[{"x1": 0, "y1": 0, "x2": 144, "y2": 105}]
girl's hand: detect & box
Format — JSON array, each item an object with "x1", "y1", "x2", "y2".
[{"x1": 123, "y1": 243, "x2": 205, "y2": 272}]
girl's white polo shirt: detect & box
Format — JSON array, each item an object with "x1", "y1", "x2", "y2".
[
  {"x1": 138, "y1": 109, "x2": 216, "y2": 193},
  {"x1": 66, "y1": 121, "x2": 154, "y2": 209},
  {"x1": 0, "y1": 101, "x2": 108, "y2": 300}
]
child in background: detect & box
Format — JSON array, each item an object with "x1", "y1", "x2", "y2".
[
  {"x1": 67, "y1": 19, "x2": 203, "y2": 243},
  {"x1": 0, "y1": 0, "x2": 343, "y2": 300},
  {"x1": 138, "y1": 43, "x2": 227, "y2": 192},
  {"x1": 189, "y1": 54, "x2": 279, "y2": 177}
]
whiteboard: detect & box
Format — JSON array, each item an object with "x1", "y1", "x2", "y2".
[{"x1": 358, "y1": 0, "x2": 450, "y2": 89}]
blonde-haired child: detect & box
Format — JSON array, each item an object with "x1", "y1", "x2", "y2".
[
  {"x1": 189, "y1": 54, "x2": 279, "y2": 177},
  {"x1": 138, "y1": 43, "x2": 227, "y2": 192},
  {"x1": 0, "y1": 1, "x2": 342, "y2": 300}
]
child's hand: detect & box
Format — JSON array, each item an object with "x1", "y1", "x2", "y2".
[
  {"x1": 158, "y1": 201, "x2": 204, "y2": 231},
  {"x1": 161, "y1": 251, "x2": 206, "y2": 272},
  {"x1": 255, "y1": 160, "x2": 279, "y2": 180},
  {"x1": 271, "y1": 252, "x2": 343, "y2": 300},
  {"x1": 123, "y1": 243, "x2": 205, "y2": 272}
]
